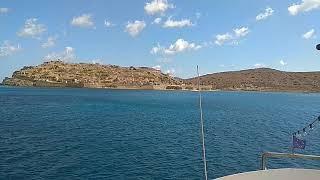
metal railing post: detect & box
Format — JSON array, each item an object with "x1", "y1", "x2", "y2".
[{"x1": 261, "y1": 153, "x2": 267, "y2": 170}]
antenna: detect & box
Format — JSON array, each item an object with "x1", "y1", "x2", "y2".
[{"x1": 197, "y1": 66, "x2": 208, "y2": 180}]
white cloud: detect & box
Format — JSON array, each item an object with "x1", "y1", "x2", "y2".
[
  {"x1": 144, "y1": 0, "x2": 174, "y2": 15},
  {"x1": 200, "y1": 41, "x2": 211, "y2": 48},
  {"x1": 153, "y1": 17, "x2": 162, "y2": 24},
  {"x1": 152, "y1": 65, "x2": 161, "y2": 71},
  {"x1": 0, "y1": 8, "x2": 9, "y2": 14},
  {"x1": 150, "y1": 43, "x2": 163, "y2": 54},
  {"x1": 280, "y1": 60, "x2": 287, "y2": 66},
  {"x1": 165, "y1": 68, "x2": 175, "y2": 76},
  {"x1": 104, "y1": 20, "x2": 115, "y2": 27},
  {"x1": 302, "y1": 29, "x2": 316, "y2": 39},
  {"x1": 163, "y1": 18, "x2": 194, "y2": 28},
  {"x1": 44, "y1": 47, "x2": 76, "y2": 62},
  {"x1": 92, "y1": 59, "x2": 103, "y2": 64},
  {"x1": 288, "y1": 0, "x2": 320, "y2": 15},
  {"x1": 0, "y1": 41, "x2": 21, "y2": 57},
  {"x1": 254, "y1": 63, "x2": 267, "y2": 68},
  {"x1": 215, "y1": 33, "x2": 233, "y2": 46},
  {"x1": 256, "y1": 7, "x2": 274, "y2": 21},
  {"x1": 152, "y1": 39, "x2": 201, "y2": 55},
  {"x1": 215, "y1": 27, "x2": 250, "y2": 46},
  {"x1": 71, "y1": 14, "x2": 94, "y2": 28},
  {"x1": 41, "y1": 36, "x2": 57, "y2": 48},
  {"x1": 233, "y1": 27, "x2": 250, "y2": 37},
  {"x1": 125, "y1": 20, "x2": 146, "y2": 37},
  {"x1": 17, "y1": 18, "x2": 46, "y2": 38},
  {"x1": 164, "y1": 39, "x2": 201, "y2": 55}
]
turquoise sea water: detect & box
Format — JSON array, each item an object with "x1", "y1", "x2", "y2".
[{"x1": 1, "y1": 87, "x2": 320, "y2": 179}]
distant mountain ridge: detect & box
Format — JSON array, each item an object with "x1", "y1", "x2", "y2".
[
  {"x1": 2, "y1": 61, "x2": 320, "y2": 92},
  {"x1": 185, "y1": 68, "x2": 320, "y2": 92}
]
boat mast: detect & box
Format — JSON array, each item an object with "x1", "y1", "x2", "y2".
[{"x1": 197, "y1": 66, "x2": 208, "y2": 180}]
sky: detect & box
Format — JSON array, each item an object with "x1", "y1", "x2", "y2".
[{"x1": 0, "y1": 0, "x2": 320, "y2": 80}]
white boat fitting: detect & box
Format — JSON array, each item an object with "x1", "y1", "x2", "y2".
[
  {"x1": 216, "y1": 168, "x2": 320, "y2": 180},
  {"x1": 216, "y1": 152, "x2": 320, "y2": 179}
]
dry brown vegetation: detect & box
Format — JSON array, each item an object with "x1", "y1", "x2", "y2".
[
  {"x1": 185, "y1": 68, "x2": 320, "y2": 92},
  {"x1": 2, "y1": 61, "x2": 182, "y2": 89},
  {"x1": 3, "y1": 61, "x2": 320, "y2": 92}
]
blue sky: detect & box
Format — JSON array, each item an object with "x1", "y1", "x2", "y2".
[{"x1": 0, "y1": 0, "x2": 319, "y2": 80}]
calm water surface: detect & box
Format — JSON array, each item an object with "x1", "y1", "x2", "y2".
[{"x1": 1, "y1": 87, "x2": 320, "y2": 179}]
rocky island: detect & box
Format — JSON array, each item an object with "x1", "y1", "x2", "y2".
[
  {"x1": 2, "y1": 61, "x2": 320, "y2": 92},
  {"x1": 1, "y1": 61, "x2": 184, "y2": 90}
]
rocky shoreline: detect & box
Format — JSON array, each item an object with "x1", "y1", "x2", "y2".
[{"x1": 2, "y1": 61, "x2": 320, "y2": 92}]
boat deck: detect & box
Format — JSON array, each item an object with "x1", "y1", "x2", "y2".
[{"x1": 217, "y1": 168, "x2": 320, "y2": 180}]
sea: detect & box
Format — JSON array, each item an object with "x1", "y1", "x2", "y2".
[{"x1": 1, "y1": 86, "x2": 320, "y2": 179}]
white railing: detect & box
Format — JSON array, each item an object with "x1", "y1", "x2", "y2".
[{"x1": 261, "y1": 152, "x2": 320, "y2": 170}]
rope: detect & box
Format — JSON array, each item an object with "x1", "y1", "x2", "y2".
[
  {"x1": 197, "y1": 65, "x2": 208, "y2": 180},
  {"x1": 292, "y1": 116, "x2": 320, "y2": 137}
]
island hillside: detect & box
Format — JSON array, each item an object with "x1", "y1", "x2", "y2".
[
  {"x1": 185, "y1": 68, "x2": 320, "y2": 92},
  {"x1": 2, "y1": 61, "x2": 320, "y2": 92},
  {"x1": 1, "y1": 61, "x2": 183, "y2": 90}
]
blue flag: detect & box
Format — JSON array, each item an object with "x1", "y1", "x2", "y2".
[{"x1": 293, "y1": 136, "x2": 306, "y2": 149}]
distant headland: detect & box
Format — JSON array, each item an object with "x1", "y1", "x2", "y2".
[{"x1": 2, "y1": 61, "x2": 320, "y2": 92}]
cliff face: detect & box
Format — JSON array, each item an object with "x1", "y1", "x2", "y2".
[
  {"x1": 2, "y1": 61, "x2": 183, "y2": 89},
  {"x1": 185, "y1": 68, "x2": 320, "y2": 92}
]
